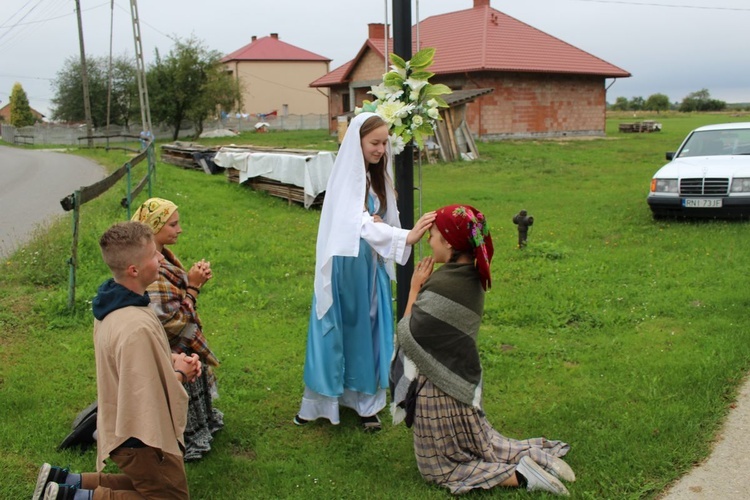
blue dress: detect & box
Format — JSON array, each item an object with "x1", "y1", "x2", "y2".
[{"x1": 301, "y1": 195, "x2": 395, "y2": 417}]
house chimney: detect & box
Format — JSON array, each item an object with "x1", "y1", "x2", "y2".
[
  {"x1": 270, "y1": 33, "x2": 279, "y2": 39},
  {"x1": 368, "y1": 23, "x2": 386, "y2": 39},
  {"x1": 251, "y1": 36, "x2": 257, "y2": 42},
  {"x1": 474, "y1": 0, "x2": 490, "y2": 7}
]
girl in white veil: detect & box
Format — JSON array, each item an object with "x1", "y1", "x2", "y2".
[{"x1": 295, "y1": 112, "x2": 435, "y2": 431}]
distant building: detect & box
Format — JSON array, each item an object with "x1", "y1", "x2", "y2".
[
  {"x1": 311, "y1": 0, "x2": 630, "y2": 139},
  {"x1": 222, "y1": 33, "x2": 330, "y2": 117},
  {"x1": 0, "y1": 102, "x2": 45, "y2": 123}
]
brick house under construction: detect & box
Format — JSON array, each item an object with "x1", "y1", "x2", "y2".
[{"x1": 310, "y1": 0, "x2": 630, "y2": 140}]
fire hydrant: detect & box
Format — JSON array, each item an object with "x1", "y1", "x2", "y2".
[{"x1": 512, "y1": 209, "x2": 534, "y2": 248}]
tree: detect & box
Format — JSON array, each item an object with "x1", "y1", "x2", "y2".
[
  {"x1": 50, "y1": 55, "x2": 138, "y2": 128},
  {"x1": 679, "y1": 88, "x2": 727, "y2": 112},
  {"x1": 147, "y1": 36, "x2": 241, "y2": 140},
  {"x1": 611, "y1": 96, "x2": 629, "y2": 111},
  {"x1": 629, "y1": 96, "x2": 645, "y2": 111},
  {"x1": 9, "y1": 82, "x2": 36, "y2": 127},
  {"x1": 645, "y1": 93, "x2": 670, "y2": 113}
]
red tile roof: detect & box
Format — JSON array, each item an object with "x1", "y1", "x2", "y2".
[
  {"x1": 223, "y1": 34, "x2": 330, "y2": 63},
  {"x1": 311, "y1": 4, "x2": 629, "y2": 87},
  {"x1": 311, "y1": 59, "x2": 355, "y2": 87}
]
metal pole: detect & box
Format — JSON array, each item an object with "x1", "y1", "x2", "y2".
[
  {"x1": 130, "y1": 0, "x2": 152, "y2": 134},
  {"x1": 74, "y1": 0, "x2": 94, "y2": 147},
  {"x1": 147, "y1": 142, "x2": 155, "y2": 197},
  {"x1": 392, "y1": 0, "x2": 413, "y2": 319},
  {"x1": 67, "y1": 191, "x2": 80, "y2": 309},
  {"x1": 106, "y1": 0, "x2": 114, "y2": 136},
  {"x1": 126, "y1": 163, "x2": 132, "y2": 219},
  {"x1": 384, "y1": 0, "x2": 389, "y2": 74}
]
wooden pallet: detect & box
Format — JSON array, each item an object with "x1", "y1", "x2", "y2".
[
  {"x1": 160, "y1": 142, "x2": 219, "y2": 171},
  {"x1": 226, "y1": 168, "x2": 324, "y2": 207},
  {"x1": 618, "y1": 121, "x2": 662, "y2": 133}
]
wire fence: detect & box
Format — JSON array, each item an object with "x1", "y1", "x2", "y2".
[{"x1": 0, "y1": 113, "x2": 330, "y2": 146}]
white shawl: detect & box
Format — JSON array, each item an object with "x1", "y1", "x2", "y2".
[{"x1": 313, "y1": 112, "x2": 403, "y2": 319}]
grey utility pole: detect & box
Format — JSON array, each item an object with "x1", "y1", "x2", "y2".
[
  {"x1": 130, "y1": 0, "x2": 152, "y2": 135},
  {"x1": 74, "y1": 0, "x2": 94, "y2": 147}
]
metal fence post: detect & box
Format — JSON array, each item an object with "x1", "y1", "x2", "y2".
[
  {"x1": 67, "y1": 191, "x2": 80, "y2": 309},
  {"x1": 147, "y1": 142, "x2": 155, "y2": 196}
]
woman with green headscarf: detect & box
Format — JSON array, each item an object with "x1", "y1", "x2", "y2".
[{"x1": 132, "y1": 197, "x2": 223, "y2": 461}]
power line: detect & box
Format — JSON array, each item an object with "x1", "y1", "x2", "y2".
[
  {"x1": 0, "y1": 0, "x2": 71, "y2": 52},
  {"x1": 574, "y1": 0, "x2": 750, "y2": 11},
  {"x1": 0, "y1": 0, "x2": 43, "y2": 31},
  {"x1": 0, "y1": 1, "x2": 110, "y2": 29},
  {"x1": 113, "y1": 1, "x2": 176, "y2": 42},
  {"x1": 0, "y1": 73, "x2": 54, "y2": 81}
]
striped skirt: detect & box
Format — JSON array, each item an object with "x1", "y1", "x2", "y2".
[{"x1": 413, "y1": 376, "x2": 570, "y2": 495}]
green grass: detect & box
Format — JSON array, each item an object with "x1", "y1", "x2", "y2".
[{"x1": 2, "y1": 111, "x2": 750, "y2": 498}]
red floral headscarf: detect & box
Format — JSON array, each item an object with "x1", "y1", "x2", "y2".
[{"x1": 434, "y1": 204, "x2": 494, "y2": 290}]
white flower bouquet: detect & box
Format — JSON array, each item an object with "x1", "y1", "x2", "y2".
[{"x1": 357, "y1": 48, "x2": 451, "y2": 155}]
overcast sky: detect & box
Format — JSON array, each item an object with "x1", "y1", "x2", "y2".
[{"x1": 1, "y1": 0, "x2": 748, "y2": 118}]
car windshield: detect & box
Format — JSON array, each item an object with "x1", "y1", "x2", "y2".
[{"x1": 678, "y1": 128, "x2": 750, "y2": 157}]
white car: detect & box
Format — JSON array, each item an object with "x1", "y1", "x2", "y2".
[{"x1": 648, "y1": 122, "x2": 750, "y2": 219}]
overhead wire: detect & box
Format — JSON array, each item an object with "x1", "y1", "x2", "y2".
[{"x1": 574, "y1": 0, "x2": 750, "y2": 11}]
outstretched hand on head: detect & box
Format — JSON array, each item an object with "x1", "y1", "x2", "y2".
[{"x1": 407, "y1": 211, "x2": 436, "y2": 246}]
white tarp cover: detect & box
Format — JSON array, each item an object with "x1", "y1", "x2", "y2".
[{"x1": 214, "y1": 147, "x2": 335, "y2": 208}]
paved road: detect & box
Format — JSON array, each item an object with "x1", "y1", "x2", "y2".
[{"x1": 0, "y1": 145, "x2": 106, "y2": 259}]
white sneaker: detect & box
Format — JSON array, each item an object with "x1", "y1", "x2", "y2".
[
  {"x1": 546, "y1": 455, "x2": 576, "y2": 482},
  {"x1": 516, "y1": 456, "x2": 570, "y2": 496}
]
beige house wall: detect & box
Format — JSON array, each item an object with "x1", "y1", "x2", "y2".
[{"x1": 226, "y1": 60, "x2": 329, "y2": 116}]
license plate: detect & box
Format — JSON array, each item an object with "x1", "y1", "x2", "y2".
[{"x1": 683, "y1": 198, "x2": 722, "y2": 208}]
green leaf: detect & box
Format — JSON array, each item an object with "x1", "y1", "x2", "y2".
[
  {"x1": 413, "y1": 132, "x2": 426, "y2": 150},
  {"x1": 383, "y1": 73, "x2": 404, "y2": 89},
  {"x1": 433, "y1": 96, "x2": 450, "y2": 108},
  {"x1": 423, "y1": 84, "x2": 452, "y2": 99},
  {"x1": 409, "y1": 71, "x2": 434, "y2": 81},
  {"x1": 389, "y1": 53, "x2": 407, "y2": 70},
  {"x1": 361, "y1": 100, "x2": 378, "y2": 112},
  {"x1": 409, "y1": 48, "x2": 435, "y2": 70},
  {"x1": 418, "y1": 122, "x2": 436, "y2": 135}
]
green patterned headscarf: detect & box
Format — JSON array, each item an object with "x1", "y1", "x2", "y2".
[{"x1": 131, "y1": 198, "x2": 178, "y2": 234}]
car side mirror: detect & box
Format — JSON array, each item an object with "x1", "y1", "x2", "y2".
[{"x1": 666, "y1": 152, "x2": 675, "y2": 160}]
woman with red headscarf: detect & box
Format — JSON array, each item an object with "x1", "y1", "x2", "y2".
[{"x1": 390, "y1": 205, "x2": 575, "y2": 496}]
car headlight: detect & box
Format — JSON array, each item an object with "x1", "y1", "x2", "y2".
[
  {"x1": 730, "y1": 178, "x2": 750, "y2": 192},
  {"x1": 651, "y1": 178, "x2": 678, "y2": 193}
]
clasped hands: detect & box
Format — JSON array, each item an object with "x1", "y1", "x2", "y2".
[
  {"x1": 184, "y1": 259, "x2": 212, "y2": 311},
  {"x1": 172, "y1": 352, "x2": 202, "y2": 383},
  {"x1": 187, "y1": 259, "x2": 212, "y2": 287}
]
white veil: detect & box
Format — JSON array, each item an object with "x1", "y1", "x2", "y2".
[{"x1": 313, "y1": 111, "x2": 401, "y2": 319}]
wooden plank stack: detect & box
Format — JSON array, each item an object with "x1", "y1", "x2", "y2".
[
  {"x1": 618, "y1": 121, "x2": 662, "y2": 133},
  {"x1": 245, "y1": 176, "x2": 325, "y2": 207},
  {"x1": 160, "y1": 142, "x2": 219, "y2": 170},
  {"x1": 221, "y1": 146, "x2": 332, "y2": 208}
]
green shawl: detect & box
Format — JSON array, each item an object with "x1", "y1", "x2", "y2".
[{"x1": 393, "y1": 263, "x2": 485, "y2": 411}]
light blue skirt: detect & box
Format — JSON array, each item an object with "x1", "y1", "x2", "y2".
[{"x1": 303, "y1": 238, "x2": 394, "y2": 398}]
